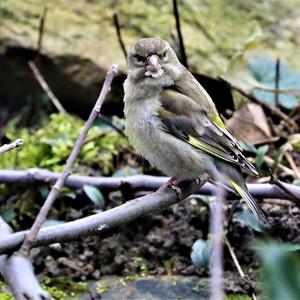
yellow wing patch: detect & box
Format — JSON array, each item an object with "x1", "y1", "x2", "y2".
[
  {"x1": 188, "y1": 136, "x2": 231, "y2": 162},
  {"x1": 211, "y1": 114, "x2": 226, "y2": 129}
]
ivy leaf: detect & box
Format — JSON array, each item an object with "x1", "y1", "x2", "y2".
[
  {"x1": 0, "y1": 205, "x2": 16, "y2": 223},
  {"x1": 255, "y1": 145, "x2": 269, "y2": 168},
  {"x1": 83, "y1": 184, "x2": 105, "y2": 209},
  {"x1": 234, "y1": 210, "x2": 265, "y2": 232},
  {"x1": 249, "y1": 57, "x2": 300, "y2": 109},
  {"x1": 191, "y1": 239, "x2": 212, "y2": 270}
]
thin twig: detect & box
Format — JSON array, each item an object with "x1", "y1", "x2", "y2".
[
  {"x1": 210, "y1": 173, "x2": 226, "y2": 300},
  {"x1": 172, "y1": 0, "x2": 188, "y2": 68},
  {"x1": 251, "y1": 85, "x2": 300, "y2": 96},
  {"x1": 29, "y1": 61, "x2": 68, "y2": 115},
  {"x1": 35, "y1": 6, "x2": 48, "y2": 62},
  {"x1": 224, "y1": 236, "x2": 257, "y2": 300},
  {"x1": 113, "y1": 13, "x2": 127, "y2": 61},
  {"x1": 0, "y1": 174, "x2": 209, "y2": 255},
  {"x1": 270, "y1": 177, "x2": 300, "y2": 206},
  {"x1": 17, "y1": 64, "x2": 118, "y2": 256},
  {"x1": 283, "y1": 146, "x2": 300, "y2": 179},
  {"x1": 220, "y1": 77, "x2": 299, "y2": 132},
  {"x1": 274, "y1": 57, "x2": 280, "y2": 107},
  {"x1": 0, "y1": 138, "x2": 24, "y2": 155}
]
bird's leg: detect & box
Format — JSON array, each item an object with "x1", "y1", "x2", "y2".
[{"x1": 160, "y1": 177, "x2": 182, "y2": 197}]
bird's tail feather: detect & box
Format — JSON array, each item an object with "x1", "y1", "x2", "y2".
[{"x1": 229, "y1": 179, "x2": 268, "y2": 225}]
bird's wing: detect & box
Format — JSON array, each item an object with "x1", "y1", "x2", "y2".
[
  {"x1": 160, "y1": 90, "x2": 258, "y2": 176},
  {"x1": 173, "y1": 68, "x2": 243, "y2": 152}
]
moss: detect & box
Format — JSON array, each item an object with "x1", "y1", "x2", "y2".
[
  {"x1": 0, "y1": 294, "x2": 14, "y2": 300},
  {"x1": 225, "y1": 295, "x2": 252, "y2": 300},
  {"x1": 1, "y1": 0, "x2": 300, "y2": 75},
  {"x1": 42, "y1": 277, "x2": 87, "y2": 299},
  {"x1": 96, "y1": 283, "x2": 111, "y2": 293},
  {"x1": 135, "y1": 257, "x2": 149, "y2": 277},
  {"x1": 1, "y1": 113, "x2": 128, "y2": 175}
]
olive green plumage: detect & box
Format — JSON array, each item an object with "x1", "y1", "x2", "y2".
[{"x1": 123, "y1": 38, "x2": 267, "y2": 224}]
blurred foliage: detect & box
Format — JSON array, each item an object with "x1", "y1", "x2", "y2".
[
  {"x1": 83, "y1": 184, "x2": 105, "y2": 209},
  {"x1": 255, "y1": 241, "x2": 300, "y2": 300},
  {"x1": 249, "y1": 57, "x2": 300, "y2": 109},
  {"x1": 234, "y1": 210, "x2": 265, "y2": 232},
  {"x1": 191, "y1": 239, "x2": 212, "y2": 270},
  {"x1": 1, "y1": 113, "x2": 129, "y2": 175}
]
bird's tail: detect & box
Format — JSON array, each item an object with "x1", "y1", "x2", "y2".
[{"x1": 229, "y1": 179, "x2": 268, "y2": 225}]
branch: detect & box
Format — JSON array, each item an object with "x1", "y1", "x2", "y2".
[
  {"x1": 0, "y1": 218, "x2": 50, "y2": 300},
  {"x1": 224, "y1": 236, "x2": 257, "y2": 300},
  {"x1": 0, "y1": 139, "x2": 24, "y2": 155},
  {"x1": 0, "y1": 174, "x2": 209, "y2": 255},
  {"x1": 172, "y1": 0, "x2": 188, "y2": 68},
  {"x1": 113, "y1": 13, "x2": 127, "y2": 61},
  {"x1": 274, "y1": 57, "x2": 280, "y2": 107},
  {"x1": 18, "y1": 64, "x2": 118, "y2": 256},
  {"x1": 210, "y1": 174, "x2": 226, "y2": 300},
  {"x1": 29, "y1": 61, "x2": 68, "y2": 115},
  {"x1": 35, "y1": 6, "x2": 48, "y2": 62},
  {"x1": 0, "y1": 169, "x2": 300, "y2": 201}
]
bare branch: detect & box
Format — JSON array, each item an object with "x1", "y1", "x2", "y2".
[
  {"x1": 0, "y1": 169, "x2": 299, "y2": 201},
  {"x1": 172, "y1": 0, "x2": 188, "y2": 68},
  {"x1": 18, "y1": 64, "x2": 118, "y2": 256},
  {"x1": 113, "y1": 13, "x2": 127, "y2": 61},
  {"x1": 0, "y1": 218, "x2": 50, "y2": 300},
  {"x1": 0, "y1": 174, "x2": 209, "y2": 255},
  {"x1": 210, "y1": 175, "x2": 226, "y2": 300},
  {"x1": 29, "y1": 61, "x2": 68, "y2": 115},
  {"x1": 274, "y1": 57, "x2": 280, "y2": 107},
  {"x1": 35, "y1": 6, "x2": 48, "y2": 62},
  {"x1": 0, "y1": 139, "x2": 24, "y2": 155}
]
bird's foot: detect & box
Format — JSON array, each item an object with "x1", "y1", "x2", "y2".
[{"x1": 161, "y1": 177, "x2": 182, "y2": 198}]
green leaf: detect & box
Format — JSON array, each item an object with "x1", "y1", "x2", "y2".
[
  {"x1": 255, "y1": 145, "x2": 269, "y2": 168},
  {"x1": 254, "y1": 241, "x2": 300, "y2": 300},
  {"x1": 234, "y1": 210, "x2": 265, "y2": 232},
  {"x1": 191, "y1": 239, "x2": 212, "y2": 270},
  {"x1": 249, "y1": 57, "x2": 300, "y2": 109},
  {"x1": 0, "y1": 205, "x2": 16, "y2": 223},
  {"x1": 83, "y1": 184, "x2": 105, "y2": 208}
]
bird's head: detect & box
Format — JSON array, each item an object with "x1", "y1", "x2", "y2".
[{"x1": 127, "y1": 38, "x2": 181, "y2": 87}]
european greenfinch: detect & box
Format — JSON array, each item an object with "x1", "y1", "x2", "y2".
[{"x1": 123, "y1": 38, "x2": 267, "y2": 224}]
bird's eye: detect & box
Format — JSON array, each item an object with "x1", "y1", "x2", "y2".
[
  {"x1": 160, "y1": 51, "x2": 167, "y2": 59},
  {"x1": 134, "y1": 54, "x2": 145, "y2": 62}
]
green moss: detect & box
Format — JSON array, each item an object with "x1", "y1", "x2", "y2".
[
  {"x1": 120, "y1": 275, "x2": 138, "y2": 286},
  {"x1": 1, "y1": 0, "x2": 300, "y2": 74},
  {"x1": 225, "y1": 295, "x2": 251, "y2": 300},
  {"x1": 96, "y1": 283, "x2": 111, "y2": 293},
  {"x1": 1, "y1": 113, "x2": 128, "y2": 175},
  {"x1": 0, "y1": 293, "x2": 14, "y2": 300},
  {"x1": 42, "y1": 277, "x2": 87, "y2": 300},
  {"x1": 135, "y1": 257, "x2": 149, "y2": 277}
]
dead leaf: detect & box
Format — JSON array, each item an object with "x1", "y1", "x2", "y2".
[{"x1": 226, "y1": 103, "x2": 272, "y2": 144}]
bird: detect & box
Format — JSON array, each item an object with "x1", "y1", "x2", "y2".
[{"x1": 123, "y1": 37, "x2": 267, "y2": 224}]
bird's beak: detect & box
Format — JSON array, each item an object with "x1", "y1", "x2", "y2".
[{"x1": 145, "y1": 55, "x2": 163, "y2": 78}]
